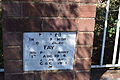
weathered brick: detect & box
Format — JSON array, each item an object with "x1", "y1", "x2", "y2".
[
  {"x1": 42, "y1": 19, "x2": 77, "y2": 31},
  {"x1": 5, "y1": 73, "x2": 34, "y2": 80},
  {"x1": 42, "y1": 71, "x2": 74, "y2": 80},
  {"x1": 77, "y1": 19, "x2": 95, "y2": 31},
  {"x1": 59, "y1": 4, "x2": 79, "y2": 18},
  {"x1": 74, "y1": 59, "x2": 91, "y2": 70},
  {"x1": 22, "y1": 3, "x2": 59, "y2": 17},
  {"x1": 3, "y1": 2, "x2": 96, "y2": 18},
  {"x1": 21, "y1": 3, "x2": 96, "y2": 18},
  {"x1": 4, "y1": 18, "x2": 42, "y2": 32},
  {"x1": 21, "y1": 18, "x2": 42, "y2": 32},
  {"x1": 3, "y1": 32, "x2": 22, "y2": 46},
  {"x1": 77, "y1": 0, "x2": 97, "y2": 3},
  {"x1": 21, "y1": 3, "x2": 43, "y2": 17},
  {"x1": 78, "y1": 5, "x2": 96, "y2": 18},
  {"x1": 19, "y1": 0, "x2": 42, "y2": 1},
  {"x1": 2, "y1": 3, "x2": 21, "y2": 17},
  {"x1": 75, "y1": 71, "x2": 90, "y2": 80},
  {"x1": 4, "y1": 0, "x2": 97, "y2": 3},
  {"x1": 4, "y1": 60, "x2": 23, "y2": 73},
  {"x1": 4, "y1": 19, "x2": 22, "y2": 32},
  {"x1": 75, "y1": 46, "x2": 93, "y2": 59},
  {"x1": 59, "y1": 4, "x2": 96, "y2": 18},
  {"x1": 34, "y1": 72, "x2": 42, "y2": 80},
  {"x1": 3, "y1": 0, "x2": 21, "y2": 1},
  {"x1": 4, "y1": 47, "x2": 22, "y2": 60},
  {"x1": 77, "y1": 32, "x2": 94, "y2": 45}
]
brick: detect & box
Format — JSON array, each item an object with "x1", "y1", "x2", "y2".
[
  {"x1": 75, "y1": 46, "x2": 93, "y2": 59},
  {"x1": 3, "y1": 32, "x2": 22, "y2": 46},
  {"x1": 19, "y1": 0, "x2": 97, "y2": 3},
  {"x1": 75, "y1": 71, "x2": 90, "y2": 80},
  {"x1": 22, "y1": 3, "x2": 59, "y2": 17},
  {"x1": 74, "y1": 59, "x2": 91, "y2": 70},
  {"x1": 4, "y1": 18, "x2": 42, "y2": 32},
  {"x1": 4, "y1": 19, "x2": 23, "y2": 32},
  {"x1": 23, "y1": 18, "x2": 42, "y2": 32},
  {"x1": 4, "y1": 0, "x2": 97, "y2": 3},
  {"x1": 5, "y1": 73, "x2": 34, "y2": 80},
  {"x1": 4, "y1": 47, "x2": 22, "y2": 60},
  {"x1": 21, "y1": 3, "x2": 96, "y2": 18},
  {"x1": 2, "y1": 3, "x2": 21, "y2": 17},
  {"x1": 22, "y1": 73, "x2": 35, "y2": 80},
  {"x1": 19, "y1": 0, "x2": 42, "y2": 1},
  {"x1": 42, "y1": 72, "x2": 74, "y2": 80},
  {"x1": 21, "y1": 18, "x2": 42, "y2": 32},
  {"x1": 59, "y1": 4, "x2": 79, "y2": 18},
  {"x1": 21, "y1": 3, "x2": 43, "y2": 17},
  {"x1": 3, "y1": 0, "x2": 21, "y2": 1},
  {"x1": 77, "y1": 32, "x2": 94, "y2": 45},
  {"x1": 78, "y1": 5, "x2": 96, "y2": 18},
  {"x1": 4, "y1": 60, "x2": 23, "y2": 73},
  {"x1": 59, "y1": 4, "x2": 96, "y2": 18},
  {"x1": 42, "y1": 19, "x2": 77, "y2": 31},
  {"x1": 77, "y1": 19, "x2": 95, "y2": 31},
  {"x1": 34, "y1": 72, "x2": 42, "y2": 80},
  {"x1": 3, "y1": 3, "x2": 96, "y2": 18},
  {"x1": 76, "y1": 0, "x2": 97, "y2": 3}
]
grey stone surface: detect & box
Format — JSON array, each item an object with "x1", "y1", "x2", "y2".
[{"x1": 23, "y1": 32, "x2": 76, "y2": 71}]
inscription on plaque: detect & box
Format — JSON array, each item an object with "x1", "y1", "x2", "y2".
[{"x1": 23, "y1": 32, "x2": 76, "y2": 71}]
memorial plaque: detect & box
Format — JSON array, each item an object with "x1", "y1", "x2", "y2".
[{"x1": 23, "y1": 32, "x2": 76, "y2": 71}]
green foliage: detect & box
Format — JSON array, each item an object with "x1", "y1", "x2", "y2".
[
  {"x1": 94, "y1": 0, "x2": 119, "y2": 45},
  {"x1": 92, "y1": 0, "x2": 120, "y2": 64}
]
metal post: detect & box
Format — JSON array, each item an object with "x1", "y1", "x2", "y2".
[
  {"x1": 100, "y1": 0, "x2": 110, "y2": 65},
  {"x1": 116, "y1": 7, "x2": 120, "y2": 65},
  {"x1": 118, "y1": 48, "x2": 120, "y2": 64}
]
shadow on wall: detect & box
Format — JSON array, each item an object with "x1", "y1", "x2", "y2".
[
  {"x1": 3, "y1": 1, "x2": 80, "y2": 32},
  {"x1": 2, "y1": 0, "x2": 96, "y2": 32},
  {"x1": 2, "y1": 0, "x2": 98, "y2": 80}
]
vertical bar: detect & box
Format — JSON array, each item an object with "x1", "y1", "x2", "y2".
[
  {"x1": 112, "y1": 6, "x2": 120, "y2": 65},
  {"x1": 100, "y1": 0, "x2": 110, "y2": 65},
  {"x1": 116, "y1": 7, "x2": 120, "y2": 65},
  {"x1": 118, "y1": 48, "x2": 120, "y2": 64}
]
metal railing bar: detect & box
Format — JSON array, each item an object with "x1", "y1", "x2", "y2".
[
  {"x1": 118, "y1": 48, "x2": 120, "y2": 64},
  {"x1": 112, "y1": 6, "x2": 120, "y2": 65},
  {"x1": 117, "y1": 6, "x2": 120, "y2": 65},
  {"x1": 100, "y1": 0, "x2": 110, "y2": 65},
  {"x1": 91, "y1": 64, "x2": 120, "y2": 68}
]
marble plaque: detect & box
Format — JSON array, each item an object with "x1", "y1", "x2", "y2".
[{"x1": 23, "y1": 32, "x2": 76, "y2": 71}]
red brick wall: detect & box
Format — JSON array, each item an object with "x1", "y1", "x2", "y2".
[{"x1": 3, "y1": 0, "x2": 96, "y2": 80}]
